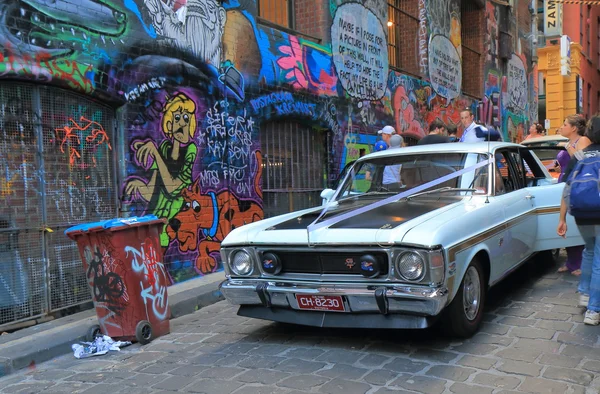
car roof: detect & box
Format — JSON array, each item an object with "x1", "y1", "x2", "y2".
[
  {"x1": 358, "y1": 141, "x2": 521, "y2": 161},
  {"x1": 520, "y1": 135, "x2": 568, "y2": 145}
]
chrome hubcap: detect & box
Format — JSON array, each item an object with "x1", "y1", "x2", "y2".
[{"x1": 463, "y1": 266, "x2": 481, "y2": 321}]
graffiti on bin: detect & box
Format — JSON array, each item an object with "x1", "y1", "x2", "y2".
[
  {"x1": 125, "y1": 240, "x2": 169, "y2": 320},
  {"x1": 83, "y1": 243, "x2": 129, "y2": 332},
  {"x1": 84, "y1": 245, "x2": 127, "y2": 316}
]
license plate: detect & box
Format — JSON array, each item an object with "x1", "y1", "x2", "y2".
[{"x1": 295, "y1": 294, "x2": 345, "y2": 312}]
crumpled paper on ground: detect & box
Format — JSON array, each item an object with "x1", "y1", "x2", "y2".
[{"x1": 72, "y1": 335, "x2": 132, "y2": 359}]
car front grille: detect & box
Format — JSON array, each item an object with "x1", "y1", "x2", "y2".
[{"x1": 267, "y1": 251, "x2": 389, "y2": 275}]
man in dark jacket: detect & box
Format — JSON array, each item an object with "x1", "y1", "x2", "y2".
[{"x1": 418, "y1": 120, "x2": 449, "y2": 145}]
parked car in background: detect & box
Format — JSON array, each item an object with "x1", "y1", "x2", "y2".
[
  {"x1": 521, "y1": 135, "x2": 568, "y2": 179},
  {"x1": 219, "y1": 142, "x2": 582, "y2": 337}
]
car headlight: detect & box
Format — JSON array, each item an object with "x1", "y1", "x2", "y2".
[
  {"x1": 396, "y1": 252, "x2": 425, "y2": 281},
  {"x1": 230, "y1": 250, "x2": 253, "y2": 276}
]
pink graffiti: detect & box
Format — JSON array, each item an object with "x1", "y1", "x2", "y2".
[
  {"x1": 277, "y1": 36, "x2": 337, "y2": 95},
  {"x1": 278, "y1": 36, "x2": 308, "y2": 90},
  {"x1": 393, "y1": 85, "x2": 425, "y2": 138}
]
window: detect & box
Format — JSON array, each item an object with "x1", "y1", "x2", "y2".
[
  {"x1": 387, "y1": 0, "x2": 420, "y2": 76},
  {"x1": 597, "y1": 18, "x2": 600, "y2": 69},
  {"x1": 580, "y1": 6, "x2": 584, "y2": 55},
  {"x1": 587, "y1": 6, "x2": 591, "y2": 56},
  {"x1": 260, "y1": 121, "x2": 330, "y2": 218},
  {"x1": 337, "y1": 153, "x2": 488, "y2": 197},
  {"x1": 588, "y1": 82, "x2": 592, "y2": 118},
  {"x1": 258, "y1": 0, "x2": 293, "y2": 28},
  {"x1": 461, "y1": 0, "x2": 484, "y2": 98},
  {"x1": 497, "y1": 149, "x2": 526, "y2": 192}
]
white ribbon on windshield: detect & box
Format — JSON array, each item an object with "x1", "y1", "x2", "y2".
[{"x1": 306, "y1": 158, "x2": 491, "y2": 242}]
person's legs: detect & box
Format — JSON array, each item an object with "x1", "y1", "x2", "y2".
[
  {"x1": 565, "y1": 245, "x2": 584, "y2": 273},
  {"x1": 578, "y1": 226, "x2": 595, "y2": 302},
  {"x1": 585, "y1": 225, "x2": 600, "y2": 324}
]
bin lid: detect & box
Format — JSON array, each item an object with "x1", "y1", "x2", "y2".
[{"x1": 64, "y1": 215, "x2": 163, "y2": 236}]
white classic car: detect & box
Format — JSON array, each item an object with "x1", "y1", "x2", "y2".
[{"x1": 219, "y1": 142, "x2": 583, "y2": 337}]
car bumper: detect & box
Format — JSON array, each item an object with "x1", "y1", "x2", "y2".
[{"x1": 219, "y1": 279, "x2": 449, "y2": 317}]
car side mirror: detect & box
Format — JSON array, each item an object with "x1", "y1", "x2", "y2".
[{"x1": 320, "y1": 188, "x2": 335, "y2": 205}]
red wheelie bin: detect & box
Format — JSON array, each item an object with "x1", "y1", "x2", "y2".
[{"x1": 65, "y1": 215, "x2": 170, "y2": 344}]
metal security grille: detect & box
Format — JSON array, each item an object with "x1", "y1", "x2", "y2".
[
  {"x1": 0, "y1": 82, "x2": 117, "y2": 328},
  {"x1": 261, "y1": 122, "x2": 329, "y2": 218},
  {"x1": 388, "y1": 0, "x2": 420, "y2": 77}
]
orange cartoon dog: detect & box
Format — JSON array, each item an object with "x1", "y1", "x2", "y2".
[{"x1": 166, "y1": 155, "x2": 263, "y2": 274}]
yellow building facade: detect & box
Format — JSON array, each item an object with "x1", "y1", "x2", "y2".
[{"x1": 537, "y1": 43, "x2": 583, "y2": 134}]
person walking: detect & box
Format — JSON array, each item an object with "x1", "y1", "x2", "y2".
[
  {"x1": 556, "y1": 114, "x2": 590, "y2": 276},
  {"x1": 557, "y1": 115, "x2": 600, "y2": 325}
]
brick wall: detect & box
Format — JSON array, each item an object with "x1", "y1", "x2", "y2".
[
  {"x1": 462, "y1": 4, "x2": 486, "y2": 98},
  {"x1": 294, "y1": 0, "x2": 330, "y2": 42}
]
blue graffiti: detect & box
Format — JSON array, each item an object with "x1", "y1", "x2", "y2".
[
  {"x1": 124, "y1": 0, "x2": 157, "y2": 38},
  {"x1": 250, "y1": 91, "x2": 294, "y2": 112}
]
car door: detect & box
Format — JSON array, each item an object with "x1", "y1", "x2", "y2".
[
  {"x1": 493, "y1": 148, "x2": 537, "y2": 270},
  {"x1": 521, "y1": 148, "x2": 584, "y2": 251}
]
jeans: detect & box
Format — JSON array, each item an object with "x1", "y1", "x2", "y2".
[{"x1": 577, "y1": 225, "x2": 600, "y2": 312}]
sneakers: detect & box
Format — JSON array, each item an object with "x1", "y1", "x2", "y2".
[
  {"x1": 579, "y1": 294, "x2": 590, "y2": 308},
  {"x1": 584, "y1": 310, "x2": 600, "y2": 325}
]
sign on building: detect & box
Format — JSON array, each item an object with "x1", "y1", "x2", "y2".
[
  {"x1": 544, "y1": 0, "x2": 562, "y2": 37},
  {"x1": 560, "y1": 35, "x2": 571, "y2": 77},
  {"x1": 576, "y1": 75, "x2": 583, "y2": 114}
]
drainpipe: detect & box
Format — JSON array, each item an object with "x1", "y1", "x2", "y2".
[
  {"x1": 531, "y1": 0, "x2": 539, "y2": 125},
  {"x1": 531, "y1": 0, "x2": 538, "y2": 65}
]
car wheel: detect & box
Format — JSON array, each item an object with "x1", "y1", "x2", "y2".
[
  {"x1": 551, "y1": 249, "x2": 561, "y2": 260},
  {"x1": 443, "y1": 259, "x2": 486, "y2": 338}
]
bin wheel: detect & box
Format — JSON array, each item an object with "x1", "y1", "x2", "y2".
[
  {"x1": 135, "y1": 320, "x2": 153, "y2": 345},
  {"x1": 86, "y1": 325, "x2": 102, "y2": 342}
]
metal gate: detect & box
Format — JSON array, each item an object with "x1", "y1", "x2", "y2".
[
  {"x1": 260, "y1": 121, "x2": 330, "y2": 218},
  {"x1": 0, "y1": 82, "x2": 117, "y2": 328}
]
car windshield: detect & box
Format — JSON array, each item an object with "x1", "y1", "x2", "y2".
[{"x1": 335, "y1": 152, "x2": 490, "y2": 201}]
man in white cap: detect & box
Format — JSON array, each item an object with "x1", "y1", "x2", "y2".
[{"x1": 377, "y1": 125, "x2": 396, "y2": 147}]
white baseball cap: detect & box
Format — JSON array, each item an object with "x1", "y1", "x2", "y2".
[{"x1": 377, "y1": 125, "x2": 396, "y2": 135}]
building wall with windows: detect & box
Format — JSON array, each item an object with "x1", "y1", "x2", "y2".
[
  {"x1": 0, "y1": 0, "x2": 537, "y2": 307},
  {"x1": 563, "y1": 4, "x2": 600, "y2": 118}
]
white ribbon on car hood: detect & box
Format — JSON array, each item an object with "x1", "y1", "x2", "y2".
[{"x1": 306, "y1": 158, "x2": 492, "y2": 244}]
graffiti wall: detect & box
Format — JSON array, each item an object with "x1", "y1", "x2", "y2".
[
  {"x1": 0, "y1": 0, "x2": 536, "y2": 285},
  {"x1": 480, "y1": 1, "x2": 536, "y2": 143}
]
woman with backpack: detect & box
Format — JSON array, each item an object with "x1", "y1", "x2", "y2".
[
  {"x1": 556, "y1": 115, "x2": 590, "y2": 276},
  {"x1": 557, "y1": 115, "x2": 600, "y2": 325}
]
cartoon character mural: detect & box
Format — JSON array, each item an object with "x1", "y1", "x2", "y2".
[
  {"x1": 126, "y1": 93, "x2": 198, "y2": 250},
  {"x1": 166, "y1": 155, "x2": 263, "y2": 274}
]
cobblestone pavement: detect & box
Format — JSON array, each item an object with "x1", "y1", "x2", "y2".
[{"x1": 1, "y1": 252, "x2": 599, "y2": 394}]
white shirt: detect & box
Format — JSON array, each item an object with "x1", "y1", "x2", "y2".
[{"x1": 460, "y1": 122, "x2": 485, "y2": 143}]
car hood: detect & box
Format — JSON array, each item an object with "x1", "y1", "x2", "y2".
[{"x1": 221, "y1": 196, "x2": 466, "y2": 247}]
